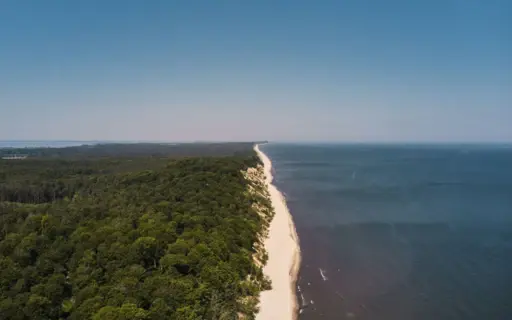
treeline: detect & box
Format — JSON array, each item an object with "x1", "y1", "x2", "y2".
[
  {"x1": 0, "y1": 142, "x2": 259, "y2": 159},
  {"x1": 0, "y1": 146, "x2": 271, "y2": 319}
]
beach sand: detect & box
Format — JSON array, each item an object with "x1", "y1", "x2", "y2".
[{"x1": 255, "y1": 144, "x2": 301, "y2": 320}]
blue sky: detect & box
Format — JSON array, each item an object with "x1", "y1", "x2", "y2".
[{"x1": 1, "y1": 0, "x2": 510, "y2": 142}]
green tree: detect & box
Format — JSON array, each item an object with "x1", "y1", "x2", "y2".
[{"x1": 93, "y1": 303, "x2": 149, "y2": 320}]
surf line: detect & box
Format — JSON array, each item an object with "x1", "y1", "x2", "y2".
[{"x1": 319, "y1": 268, "x2": 328, "y2": 281}]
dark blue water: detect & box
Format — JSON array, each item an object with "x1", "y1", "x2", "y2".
[{"x1": 261, "y1": 143, "x2": 512, "y2": 320}]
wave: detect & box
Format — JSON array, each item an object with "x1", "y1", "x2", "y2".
[{"x1": 319, "y1": 268, "x2": 328, "y2": 281}]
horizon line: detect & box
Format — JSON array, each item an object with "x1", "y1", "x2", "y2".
[{"x1": 1, "y1": 139, "x2": 511, "y2": 145}]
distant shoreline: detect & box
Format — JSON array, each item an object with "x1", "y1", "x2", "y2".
[{"x1": 255, "y1": 144, "x2": 301, "y2": 320}]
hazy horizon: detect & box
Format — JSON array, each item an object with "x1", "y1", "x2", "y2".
[
  {"x1": 1, "y1": 139, "x2": 512, "y2": 146},
  {"x1": 1, "y1": 1, "x2": 510, "y2": 142}
]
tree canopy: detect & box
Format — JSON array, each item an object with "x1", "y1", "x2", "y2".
[{"x1": 0, "y1": 143, "x2": 270, "y2": 319}]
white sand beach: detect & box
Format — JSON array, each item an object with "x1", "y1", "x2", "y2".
[{"x1": 255, "y1": 144, "x2": 301, "y2": 320}]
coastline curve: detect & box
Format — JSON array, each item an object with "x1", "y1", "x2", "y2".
[{"x1": 255, "y1": 144, "x2": 302, "y2": 320}]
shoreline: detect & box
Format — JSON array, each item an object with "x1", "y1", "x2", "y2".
[{"x1": 255, "y1": 144, "x2": 301, "y2": 320}]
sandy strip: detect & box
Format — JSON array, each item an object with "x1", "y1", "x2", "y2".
[{"x1": 255, "y1": 144, "x2": 301, "y2": 320}]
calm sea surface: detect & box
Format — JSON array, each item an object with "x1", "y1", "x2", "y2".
[{"x1": 260, "y1": 143, "x2": 512, "y2": 320}]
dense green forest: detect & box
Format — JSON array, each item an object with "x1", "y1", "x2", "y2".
[
  {"x1": 0, "y1": 142, "x2": 264, "y2": 159},
  {"x1": 0, "y1": 143, "x2": 272, "y2": 319}
]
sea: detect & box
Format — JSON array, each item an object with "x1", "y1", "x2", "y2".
[
  {"x1": 260, "y1": 143, "x2": 512, "y2": 320},
  {"x1": 0, "y1": 140, "x2": 100, "y2": 148}
]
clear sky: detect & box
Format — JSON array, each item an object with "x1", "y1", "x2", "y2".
[{"x1": 1, "y1": 0, "x2": 510, "y2": 142}]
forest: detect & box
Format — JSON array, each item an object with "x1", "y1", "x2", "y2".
[
  {"x1": 0, "y1": 142, "x2": 264, "y2": 159},
  {"x1": 0, "y1": 143, "x2": 272, "y2": 320}
]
